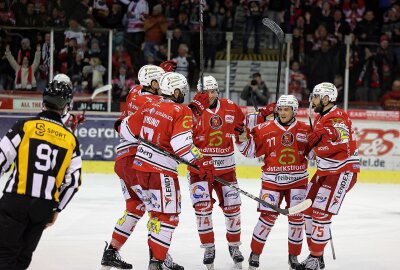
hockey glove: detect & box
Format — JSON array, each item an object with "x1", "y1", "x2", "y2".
[
  {"x1": 307, "y1": 126, "x2": 340, "y2": 148},
  {"x1": 189, "y1": 92, "x2": 210, "y2": 116},
  {"x1": 159, "y1": 60, "x2": 177, "y2": 72},
  {"x1": 70, "y1": 113, "x2": 86, "y2": 132},
  {"x1": 188, "y1": 156, "x2": 215, "y2": 184},
  {"x1": 259, "y1": 102, "x2": 276, "y2": 119}
]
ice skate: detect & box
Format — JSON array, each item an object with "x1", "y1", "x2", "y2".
[
  {"x1": 202, "y1": 244, "x2": 215, "y2": 270},
  {"x1": 318, "y1": 255, "x2": 325, "y2": 270},
  {"x1": 298, "y1": 254, "x2": 321, "y2": 270},
  {"x1": 228, "y1": 245, "x2": 244, "y2": 269},
  {"x1": 163, "y1": 253, "x2": 184, "y2": 270},
  {"x1": 248, "y1": 252, "x2": 260, "y2": 270},
  {"x1": 149, "y1": 258, "x2": 163, "y2": 270},
  {"x1": 288, "y1": 254, "x2": 301, "y2": 270},
  {"x1": 100, "y1": 242, "x2": 132, "y2": 270}
]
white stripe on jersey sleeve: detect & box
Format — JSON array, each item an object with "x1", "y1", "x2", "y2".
[
  {"x1": 120, "y1": 116, "x2": 139, "y2": 143},
  {"x1": 0, "y1": 135, "x2": 18, "y2": 176},
  {"x1": 171, "y1": 130, "x2": 193, "y2": 156},
  {"x1": 236, "y1": 136, "x2": 256, "y2": 158}
]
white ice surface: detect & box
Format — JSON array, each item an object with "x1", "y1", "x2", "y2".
[{"x1": 1, "y1": 173, "x2": 399, "y2": 270}]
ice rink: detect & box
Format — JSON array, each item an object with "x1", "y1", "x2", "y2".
[{"x1": 2, "y1": 173, "x2": 399, "y2": 270}]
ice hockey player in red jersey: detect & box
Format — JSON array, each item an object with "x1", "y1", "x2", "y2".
[
  {"x1": 188, "y1": 75, "x2": 246, "y2": 269},
  {"x1": 100, "y1": 65, "x2": 171, "y2": 269},
  {"x1": 298, "y1": 82, "x2": 360, "y2": 270},
  {"x1": 119, "y1": 72, "x2": 215, "y2": 270},
  {"x1": 237, "y1": 95, "x2": 311, "y2": 270}
]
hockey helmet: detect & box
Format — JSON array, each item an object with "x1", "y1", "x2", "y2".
[
  {"x1": 311, "y1": 82, "x2": 338, "y2": 102},
  {"x1": 53, "y1": 73, "x2": 72, "y2": 88},
  {"x1": 43, "y1": 81, "x2": 73, "y2": 110},
  {"x1": 159, "y1": 72, "x2": 189, "y2": 96},
  {"x1": 277, "y1": 95, "x2": 299, "y2": 115},
  {"x1": 197, "y1": 75, "x2": 218, "y2": 92},
  {"x1": 138, "y1": 65, "x2": 165, "y2": 87}
]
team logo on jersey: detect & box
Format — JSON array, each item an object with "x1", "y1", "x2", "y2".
[
  {"x1": 192, "y1": 185, "x2": 209, "y2": 199},
  {"x1": 209, "y1": 114, "x2": 223, "y2": 130},
  {"x1": 281, "y1": 132, "x2": 294, "y2": 146}
]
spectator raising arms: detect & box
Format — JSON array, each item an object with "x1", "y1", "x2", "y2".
[{"x1": 5, "y1": 43, "x2": 41, "y2": 90}]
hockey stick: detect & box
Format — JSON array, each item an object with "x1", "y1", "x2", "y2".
[
  {"x1": 134, "y1": 135, "x2": 311, "y2": 216},
  {"x1": 199, "y1": 0, "x2": 205, "y2": 92},
  {"x1": 308, "y1": 102, "x2": 314, "y2": 130},
  {"x1": 250, "y1": 91, "x2": 259, "y2": 112},
  {"x1": 82, "y1": 84, "x2": 112, "y2": 116},
  {"x1": 262, "y1": 18, "x2": 284, "y2": 103},
  {"x1": 329, "y1": 228, "x2": 336, "y2": 260}
]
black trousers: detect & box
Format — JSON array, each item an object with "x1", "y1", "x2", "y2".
[{"x1": 0, "y1": 193, "x2": 56, "y2": 270}]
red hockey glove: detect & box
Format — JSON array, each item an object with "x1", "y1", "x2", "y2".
[
  {"x1": 189, "y1": 92, "x2": 210, "y2": 116},
  {"x1": 259, "y1": 102, "x2": 276, "y2": 118},
  {"x1": 70, "y1": 113, "x2": 86, "y2": 131},
  {"x1": 159, "y1": 60, "x2": 177, "y2": 72},
  {"x1": 307, "y1": 126, "x2": 340, "y2": 148},
  {"x1": 188, "y1": 156, "x2": 215, "y2": 184}
]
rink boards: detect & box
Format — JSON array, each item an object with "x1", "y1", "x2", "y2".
[{"x1": 1, "y1": 110, "x2": 399, "y2": 184}]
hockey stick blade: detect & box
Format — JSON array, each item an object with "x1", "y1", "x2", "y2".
[
  {"x1": 91, "y1": 84, "x2": 112, "y2": 100},
  {"x1": 287, "y1": 198, "x2": 312, "y2": 215},
  {"x1": 134, "y1": 135, "x2": 310, "y2": 216},
  {"x1": 262, "y1": 18, "x2": 284, "y2": 42},
  {"x1": 82, "y1": 84, "x2": 112, "y2": 116}
]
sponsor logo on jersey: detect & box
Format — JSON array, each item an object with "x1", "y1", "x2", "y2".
[
  {"x1": 318, "y1": 146, "x2": 330, "y2": 151},
  {"x1": 261, "y1": 193, "x2": 275, "y2": 202},
  {"x1": 265, "y1": 164, "x2": 307, "y2": 172},
  {"x1": 225, "y1": 115, "x2": 234, "y2": 123},
  {"x1": 281, "y1": 132, "x2": 294, "y2": 146},
  {"x1": 155, "y1": 111, "x2": 173, "y2": 121},
  {"x1": 133, "y1": 160, "x2": 143, "y2": 166},
  {"x1": 138, "y1": 147, "x2": 153, "y2": 158},
  {"x1": 225, "y1": 190, "x2": 239, "y2": 199},
  {"x1": 164, "y1": 195, "x2": 172, "y2": 207},
  {"x1": 192, "y1": 185, "x2": 209, "y2": 199},
  {"x1": 209, "y1": 114, "x2": 223, "y2": 130},
  {"x1": 296, "y1": 133, "x2": 307, "y2": 142},
  {"x1": 35, "y1": 123, "x2": 45, "y2": 136},
  {"x1": 151, "y1": 193, "x2": 161, "y2": 209},
  {"x1": 213, "y1": 159, "x2": 225, "y2": 167},
  {"x1": 292, "y1": 194, "x2": 305, "y2": 201},
  {"x1": 331, "y1": 172, "x2": 351, "y2": 207},
  {"x1": 315, "y1": 193, "x2": 327, "y2": 203}
]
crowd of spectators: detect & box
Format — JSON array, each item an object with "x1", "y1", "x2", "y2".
[{"x1": 0, "y1": 0, "x2": 399, "y2": 110}]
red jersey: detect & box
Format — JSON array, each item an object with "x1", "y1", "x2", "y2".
[
  {"x1": 238, "y1": 119, "x2": 311, "y2": 190},
  {"x1": 311, "y1": 106, "x2": 360, "y2": 176},
  {"x1": 120, "y1": 98, "x2": 200, "y2": 177},
  {"x1": 115, "y1": 86, "x2": 161, "y2": 161},
  {"x1": 193, "y1": 98, "x2": 245, "y2": 175}
]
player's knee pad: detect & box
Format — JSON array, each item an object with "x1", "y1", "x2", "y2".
[
  {"x1": 310, "y1": 211, "x2": 332, "y2": 246},
  {"x1": 288, "y1": 215, "x2": 304, "y2": 246},
  {"x1": 251, "y1": 213, "x2": 278, "y2": 245},
  {"x1": 194, "y1": 202, "x2": 214, "y2": 235},
  {"x1": 126, "y1": 199, "x2": 145, "y2": 217},
  {"x1": 223, "y1": 205, "x2": 241, "y2": 237}
]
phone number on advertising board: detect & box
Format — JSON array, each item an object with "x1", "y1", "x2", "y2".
[{"x1": 79, "y1": 144, "x2": 116, "y2": 159}]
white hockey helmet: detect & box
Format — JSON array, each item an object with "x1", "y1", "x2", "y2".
[
  {"x1": 53, "y1": 73, "x2": 72, "y2": 88},
  {"x1": 311, "y1": 82, "x2": 338, "y2": 102},
  {"x1": 159, "y1": 72, "x2": 189, "y2": 96},
  {"x1": 197, "y1": 75, "x2": 218, "y2": 92},
  {"x1": 277, "y1": 95, "x2": 299, "y2": 115},
  {"x1": 138, "y1": 65, "x2": 165, "y2": 87}
]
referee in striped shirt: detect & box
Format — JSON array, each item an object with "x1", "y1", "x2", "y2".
[{"x1": 0, "y1": 81, "x2": 82, "y2": 269}]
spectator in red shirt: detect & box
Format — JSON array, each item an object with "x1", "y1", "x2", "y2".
[{"x1": 381, "y1": 79, "x2": 400, "y2": 110}]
